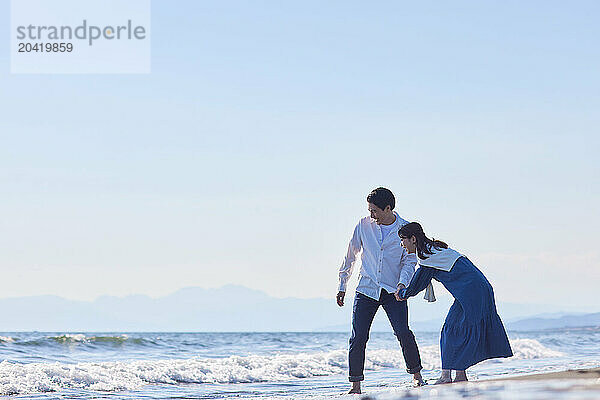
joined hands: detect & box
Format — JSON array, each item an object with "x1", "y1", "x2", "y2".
[{"x1": 394, "y1": 285, "x2": 407, "y2": 301}]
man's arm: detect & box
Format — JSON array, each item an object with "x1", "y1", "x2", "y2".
[
  {"x1": 398, "y1": 248, "x2": 417, "y2": 288},
  {"x1": 337, "y1": 223, "x2": 362, "y2": 306}
]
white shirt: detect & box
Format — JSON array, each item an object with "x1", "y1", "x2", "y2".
[
  {"x1": 338, "y1": 212, "x2": 417, "y2": 300},
  {"x1": 379, "y1": 222, "x2": 396, "y2": 245}
]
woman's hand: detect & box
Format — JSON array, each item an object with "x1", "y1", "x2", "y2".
[{"x1": 394, "y1": 284, "x2": 406, "y2": 301}]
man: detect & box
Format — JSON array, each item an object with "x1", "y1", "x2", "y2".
[{"x1": 337, "y1": 187, "x2": 425, "y2": 393}]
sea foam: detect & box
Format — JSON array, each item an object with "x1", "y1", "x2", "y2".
[
  {"x1": 507, "y1": 338, "x2": 564, "y2": 359},
  {"x1": 0, "y1": 339, "x2": 564, "y2": 395}
]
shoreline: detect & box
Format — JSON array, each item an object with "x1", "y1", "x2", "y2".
[{"x1": 483, "y1": 367, "x2": 600, "y2": 382}]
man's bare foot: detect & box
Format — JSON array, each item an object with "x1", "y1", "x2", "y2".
[
  {"x1": 454, "y1": 370, "x2": 468, "y2": 382},
  {"x1": 348, "y1": 382, "x2": 361, "y2": 394},
  {"x1": 413, "y1": 378, "x2": 427, "y2": 387},
  {"x1": 412, "y1": 371, "x2": 427, "y2": 387}
]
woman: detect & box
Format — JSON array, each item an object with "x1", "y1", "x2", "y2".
[{"x1": 395, "y1": 222, "x2": 512, "y2": 384}]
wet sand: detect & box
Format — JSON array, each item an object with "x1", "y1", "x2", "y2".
[{"x1": 486, "y1": 367, "x2": 600, "y2": 382}]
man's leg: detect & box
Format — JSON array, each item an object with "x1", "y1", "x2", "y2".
[
  {"x1": 348, "y1": 292, "x2": 379, "y2": 390},
  {"x1": 381, "y1": 292, "x2": 424, "y2": 381}
]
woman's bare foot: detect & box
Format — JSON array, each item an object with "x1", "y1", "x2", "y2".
[
  {"x1": 454, "y1": 370, "x2": 468, "y2": 382},
  {"x1": 348, "y1": 381, "x2": 361, "y2": 394},
  {"x1": 434, "y1": 369, "x2": 452, "y2": 384}
]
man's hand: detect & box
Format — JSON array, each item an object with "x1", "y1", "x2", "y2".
[
  {"x1": 394, "y1": 284, "x2": 406, "y2": 301},
  {"x1": 336, "y1": 291, "x2": 345, "y2": 307}
]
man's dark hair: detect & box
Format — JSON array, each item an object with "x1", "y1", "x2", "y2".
[{"x1": 367, "y1": 187, "x2": 395, "y2": 211}]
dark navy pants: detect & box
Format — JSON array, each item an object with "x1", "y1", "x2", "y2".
[{"x1": 348, "y1": 289, "x2": 423, "y2": 382}]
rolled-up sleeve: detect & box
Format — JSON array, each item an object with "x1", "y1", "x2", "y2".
[
  {"x1": 398, "y1": 250, "x2": 417, "y2": 287},
  {"x1": 338, "y1": 223, "x2": 362, "y2": 292}
]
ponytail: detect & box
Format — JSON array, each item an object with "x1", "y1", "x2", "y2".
[{"x1": 398, "y1": 222, "x2": 448, "y2": 259}]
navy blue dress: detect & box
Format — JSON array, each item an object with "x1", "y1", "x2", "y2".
[{"x1": 402, "y1": 256, "x2": 513, "y2": 370}]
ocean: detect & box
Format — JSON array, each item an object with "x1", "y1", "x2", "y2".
[{"x1": 1, "y1": 328, "x2": 599, "y2": 399}]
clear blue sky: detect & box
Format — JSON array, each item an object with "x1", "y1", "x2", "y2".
[{"x1": 1, "y1": 1, "x2": 598, "y2": 309}]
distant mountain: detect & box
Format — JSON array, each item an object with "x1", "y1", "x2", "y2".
[
  {"x1": 0, "y1": 285, "x2": 597, "y2": 332},
  {"x1": 507, "y1": 313, "x2": 600, "y2": 331},
  {"x1": 1, "y1": 285, "x2": 349, "y2": 332}
]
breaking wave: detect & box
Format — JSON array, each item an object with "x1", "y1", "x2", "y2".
[
  {"x1": 1, "y1": 334, "x2": 156, "y2": 347},
  {"x1": 0, "y1": 338, "x2": 564, "y2": 395}
]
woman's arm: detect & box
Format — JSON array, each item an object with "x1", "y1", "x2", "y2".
[{"x1": 399, "y1": 266, "x2": 436, "y2": 299}]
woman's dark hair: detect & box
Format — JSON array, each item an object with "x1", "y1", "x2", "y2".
[
  {"x1": 367, "y1": 187, "x2": 395, "y2": 210},
  {"x1": 398, "y1": 222, "x2": 448, "y2": 259}
]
